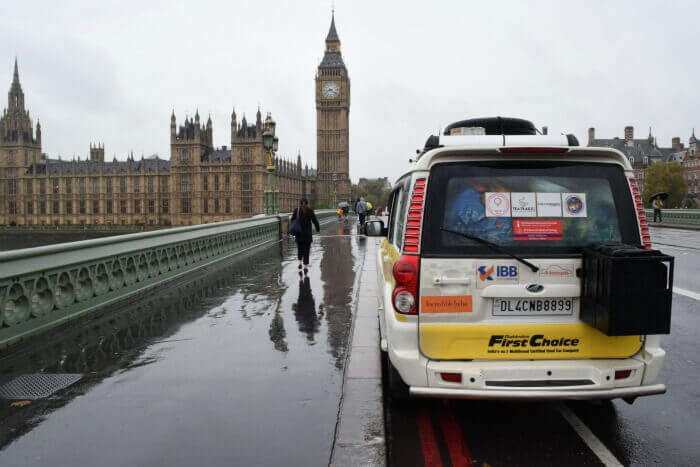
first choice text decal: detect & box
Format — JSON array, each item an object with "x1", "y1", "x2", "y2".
[{"x1": 487, "y1": 334, "x2": 581, "y2": 355}]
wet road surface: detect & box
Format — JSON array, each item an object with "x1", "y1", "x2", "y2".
[
  {"x1": 0, "y1": 220, "x2": 366, "y2": 466},
  {"x1": 386, "y1": 227, "x2": 700, "y2": 466}
]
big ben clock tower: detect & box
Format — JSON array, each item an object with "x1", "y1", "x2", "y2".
[{"x1": 316, "y1": 12, "x2": 350, "y2": 207}]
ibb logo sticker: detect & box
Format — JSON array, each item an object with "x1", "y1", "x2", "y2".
[{"x1": 477, "y1": 264, "x2": 519, "y2": 287}]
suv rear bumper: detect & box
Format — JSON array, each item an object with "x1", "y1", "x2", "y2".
[{"x1": 410, "y1": 384, "x2": 666, "y2": 400}]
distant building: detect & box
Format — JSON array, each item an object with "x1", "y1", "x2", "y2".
[
  {"x1": 0, "y1": 14, "x2": 350, "y2": 226},
  {"x1": 315, "y1": 12, "x2": 351, "y2": 207},
  {"x1": 681, "y1": 130, "x2": 699, "y2": 199},
  {"x1": 587, "y1": 125, "x2": 694, "y2": 196},
  {"x1": 0, "y1": 60, "x2": 314, "y2": 226}
]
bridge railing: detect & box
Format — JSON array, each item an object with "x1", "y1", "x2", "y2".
[
  {"x1": 644, "y1": 209, "x2": 700, "y2": 227},
  {"x1": 0, "y1": 210, "x2": 336, "y2": 350}
]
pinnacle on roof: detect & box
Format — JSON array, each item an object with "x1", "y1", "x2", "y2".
[
  {"x1": 12, "y1": 57, "x2": 19, "y2": 84},
  {"x1": 326, "y1": 12, "x2": 339, "y2": 42}
]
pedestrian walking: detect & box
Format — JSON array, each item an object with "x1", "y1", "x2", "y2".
[
  {"x1": 291, "y1": 198, "x2": 320, "y2": 274},
  {"x1": 653, "y1": 197, "x2": 663, "y2": 222},
  {"x1": 356, "y1": 197, "x2": 368, "y2": 226}
]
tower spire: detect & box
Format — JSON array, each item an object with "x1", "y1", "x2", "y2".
[
  {"x1": 326, "y1": 11, "x2": 339, "y2": 42},
  {"x1": 12, "y1": 57, "x2": 19, "y2": 84}
]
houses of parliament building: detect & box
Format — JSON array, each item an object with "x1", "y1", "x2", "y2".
[{"x1": 0, "y1": 15, "x2": 350, "y2": 227}]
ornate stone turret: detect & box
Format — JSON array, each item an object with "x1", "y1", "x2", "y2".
[
  {"x1": 90, "y1": 142, "x2": 105, "y2": 162},
  {"x1": 231, "y1": 107, "x2": 237, "y2": 145},
  {"x1": 170, "y1": 109, "x2": 213, "y2": 167},
  {"x1": 170, "y1": 110, "x2": 176, "y2": 139},
  {"x1": 1, "y1": 58, "x2": 41, "y2": 167}
]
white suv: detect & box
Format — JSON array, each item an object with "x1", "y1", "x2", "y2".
[{"x1": 366, "y1": 117, "x2": 669, "y2": 403}]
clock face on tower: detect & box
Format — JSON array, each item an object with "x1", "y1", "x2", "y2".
[{"x1": 322, "y1": 81, "x2": 340, "y2": 99}]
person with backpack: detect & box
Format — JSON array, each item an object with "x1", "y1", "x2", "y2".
[{"x1": 290, "y1": 198, "x2": 320, "y2": 274}]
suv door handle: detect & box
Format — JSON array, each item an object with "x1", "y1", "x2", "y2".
[{"x1": 433, "y1": 277, "x2": 471, "y2": 286}]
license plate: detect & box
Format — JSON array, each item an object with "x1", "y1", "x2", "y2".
[{"x1": 492, "y1": 298, "x2": 576, "y2": 316}]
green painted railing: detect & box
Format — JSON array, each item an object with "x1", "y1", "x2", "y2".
[
  {"x1": 644, "y1": 209, "x2": 700, "y2": 227},
  {"x1": 0, "y1": 224, "x2": 162, "y2": 233},
  {"x1": 0, "y1": 210, "x2": 335, "y2": 350}
]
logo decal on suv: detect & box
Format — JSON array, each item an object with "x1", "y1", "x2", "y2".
[
  {"x1": 538, "y1": 263, "x2": 575, "y2": 281},
  {"x1": 478, "y1": 265, "x2": 495, "y2": 282},
  {"x1": 477, "y1": 264, "x2": 519, "y2": 288}
]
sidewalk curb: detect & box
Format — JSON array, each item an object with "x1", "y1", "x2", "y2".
[
  {"x1": 330, "y1": 240, "x2": 386, "y2": 466},
  {"x1": 649, "y1": 223, "x2": 700, "y2": 231}
]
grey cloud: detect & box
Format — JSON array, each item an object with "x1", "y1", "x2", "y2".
[{"x1": 0, "y1": 0, "x2": 697, "y2": 181}]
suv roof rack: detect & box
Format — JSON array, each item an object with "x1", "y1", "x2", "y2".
[
  {"x1": 417, "y1": 117, "x2": 579, "y2": 160},
  {"x1": 443, "y1": 117, "x2": 537, "y2": 136}
]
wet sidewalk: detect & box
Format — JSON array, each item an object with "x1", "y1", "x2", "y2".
[{"x1": 0, "y1": 220, "x2": 366, "y2": 467}]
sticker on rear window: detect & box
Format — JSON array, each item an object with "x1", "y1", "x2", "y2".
[
  {"x1": 510, "y1": 193, "x2": 537, "y2": 217},
  {"x1": 513, "y1": 220, "x2": 563, "y2": 241},
  {"x1": 562, "y1": 193, "x2": 587, "y2": 217},
  {"x1": 485, "y1": 192, "x2": 511, "y2": 217},
  {"x1": 536, "y1": 193, "x2": 563, "y2": 217}
]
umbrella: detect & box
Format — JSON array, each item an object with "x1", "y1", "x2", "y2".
[
  {"x1": 649, "y1": 192, "x2": 669, "y2": 202},
  {"x1": 338, "y1": 201, "x2": 349, "y2": 208}
]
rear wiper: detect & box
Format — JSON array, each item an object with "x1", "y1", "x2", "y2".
[{"x1": 440, "y1": 226, "x2": 539, "y2": 273}]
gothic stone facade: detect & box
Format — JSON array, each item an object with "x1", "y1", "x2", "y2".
[
  {"x1": 0, "y1": 88, "x2": 314, "y2": 227},
  {"x1": 0, "y1": 15, "x2": 351, "y2": 226},
  {"x1": 315, "y1": 13, "x2": 351, "y2": 207}
]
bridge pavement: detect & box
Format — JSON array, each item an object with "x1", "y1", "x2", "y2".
[{"x1": 0, "y1": 219, "x2": 365, "y2": 466}]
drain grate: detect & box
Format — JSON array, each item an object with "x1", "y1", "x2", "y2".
[{"x1": 0, "y1": 374, "x2": 82, "y2": 400}]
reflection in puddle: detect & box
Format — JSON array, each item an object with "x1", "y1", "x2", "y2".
[
  {"x1": 294, "y1": 276, "x2": 320, "y2": 342},
  {"x1": 0, "y1": 222, "x2": 367, "y2": 466}
]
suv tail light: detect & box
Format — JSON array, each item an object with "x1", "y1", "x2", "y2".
[
  {"x1": 392, "y1": 255, "x2": 419, "y2": 314},
  {"x1": 628, "y1": 178, "x2": 651, "y2": 249},
  {"x1": 392, "y1": 177, "x2": 427, "y2": 315},
  {"x1": 403, "y1": 178, "x2": 426, "y2": 254}
]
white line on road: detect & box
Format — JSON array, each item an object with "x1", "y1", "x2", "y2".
[
  {"x1": 557, "y1": 404, "x2": 623, "y2": 467},
  {"x1": 674, "y1": 287, "x2": 700, "y2": 301}
]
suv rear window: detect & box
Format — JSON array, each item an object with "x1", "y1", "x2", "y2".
[{"x1": 421, "y1": 161, "x2": 639, "y2": 256}]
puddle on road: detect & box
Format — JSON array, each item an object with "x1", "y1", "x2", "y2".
[{"x1": 0, "y1": 221, "x2": 367, "y2": 467}]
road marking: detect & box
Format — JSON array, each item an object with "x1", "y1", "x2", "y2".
[
  {"x1": 416, "y1": 408, "x2": 443, "y2": 466},
  {"x1": 439, "y1": 407, "x2": 473, "y2": 467},
  {"x1": 557, "y1": 404, "x2": 623, "y2": 467},
  {"x1": 674, "y1": 287, "x2": 700, "y2": 301}
]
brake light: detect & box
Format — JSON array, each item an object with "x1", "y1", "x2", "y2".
[
  {"x1": 391, "y1": 178, "x2": 427, "y2": 315},
  {"x1": 440, "y1": 372, "x2": 462, "y2": 383},
  {"x1": 615, "y1": 369, "x2": 633, "y2": 380},
  {"x1": 402, "y1": 178, "x2": 427, "y2": 254},
  {"x1": 628, "y1": 178, "x2": 651, "y2": 249},
  {"x1": 392, "y1": 255, "x2": 420, "y2": 314},
  {"x1": 499, "y1": 147, "x2": 569, "y2": 154}
]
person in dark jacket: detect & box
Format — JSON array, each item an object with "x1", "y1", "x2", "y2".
[{"x1": 291, "y1": 198, "x2": 320, "y2": 273}]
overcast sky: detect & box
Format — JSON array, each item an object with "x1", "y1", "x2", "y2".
[{"x1": 1, "y1": 0, "x2": 698, "y2": 182}]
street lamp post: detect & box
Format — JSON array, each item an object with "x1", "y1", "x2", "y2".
[
  {"x1": 263, "y1": 116, "x2": 279, "y2": 215},
  {"x1": 331, "y1": 173, "x2": 338, "y2": 208}
]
